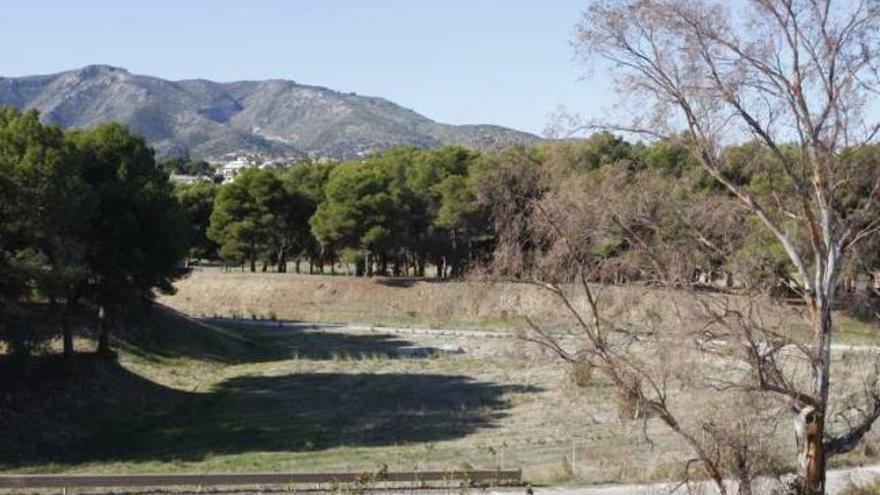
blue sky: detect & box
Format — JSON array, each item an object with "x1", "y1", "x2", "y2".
[{"x1": 0, "y1": 1, "x2": 609, "y2": 135}]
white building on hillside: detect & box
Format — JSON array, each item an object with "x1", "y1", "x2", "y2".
[
  {"x1": 169, "y1": 174, "x2": 212, "y2": 185},
  {"x1": 220, "y1": 157, "x2": 255, "y2": 182}
]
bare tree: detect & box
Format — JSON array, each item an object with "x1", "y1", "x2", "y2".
[
  {"x1": 571, "y1": 0, "x2": 880, "y2": 492},
  {"x1": 490, "y1": 170, "x2": 794, "y2": 494}
]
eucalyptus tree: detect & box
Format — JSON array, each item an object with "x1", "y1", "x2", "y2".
[{"x1": 573, "y1": 1, "x2": 880, "y2": 492}]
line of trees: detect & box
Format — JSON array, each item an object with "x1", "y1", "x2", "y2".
[
  {"x1": 0, "y1": 108, "x2": 189, "y2": 359},
  {"x1": 181, "y1": 134, "x2": 879, "y2": 294}
]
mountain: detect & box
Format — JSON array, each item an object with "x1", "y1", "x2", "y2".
[{"x1": 0, "y1": 65, "x2": 540, "y2": 161}]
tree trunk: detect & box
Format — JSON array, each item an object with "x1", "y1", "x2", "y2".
[
  {"x1": 62, "y1": 301, "x2": 74, "y2": 356},
  {"x1": 794, "y1": 405, "x2": 825, "y2": 494},
  {"x1": 96, "y1": 305, "x2": 111, "y2": 356},
  {"x1": 295, "y1": 259, "x2": 301, "y2": 273},
  {"x1": 796, "y1": 293, "x2": 833, "y2": 494},
  {"x1": 436, "y1": 257, "x2": 444, "y2": 279},
  {"x1": 50, "y1": 294, "x2": 75, "y2": 357},
  {"x1": 277, "y1": 248, "x2": 287, "y2": 273}
]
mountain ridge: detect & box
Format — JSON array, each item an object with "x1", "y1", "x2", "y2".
[{"x1": 0, "y1": 65, "x2": 540, "y2": 161}]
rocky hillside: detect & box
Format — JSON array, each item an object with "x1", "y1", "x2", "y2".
[{"x1": 0, "y1": 65, "x2": 539, "y2": 160}]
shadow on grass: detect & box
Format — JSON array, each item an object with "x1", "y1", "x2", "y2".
[
  {"x1": 0, "y1": 355, "x2": 541, "y2": 468},
  {"x1": 116, "y1": 305, "x2": 257, "y2": 364},
  {"x1": 372, "y1": 277, "x2": 446, "y2": 288},
  {"x1": 122, "y1": 307, "x2": 430, "y2": 363},
  {"x1": 203, "y1": 320, "x2": 429, "y2": 361}
]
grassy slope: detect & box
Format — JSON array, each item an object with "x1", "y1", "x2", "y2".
[{"x1": 0, "y1": 307, "x2": 253, "y2": 470}]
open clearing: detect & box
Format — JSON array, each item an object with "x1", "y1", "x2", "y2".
[{"x1": 3, "y1": 269, "x2": 880, "y2": 487}]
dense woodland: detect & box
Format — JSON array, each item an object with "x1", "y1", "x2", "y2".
[{"x1": 2, "y1": 104, "x2": 879, "y2": 359}]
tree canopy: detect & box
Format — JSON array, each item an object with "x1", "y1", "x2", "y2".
[{"x1": 0, "y1": 109, "x2": 190, "y2": 357}]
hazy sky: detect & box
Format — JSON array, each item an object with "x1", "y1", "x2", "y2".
[{"x1": 0, "y1": 1, "x2": 613, "y2": 135}]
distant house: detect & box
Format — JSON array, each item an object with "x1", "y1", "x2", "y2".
[
  {"x1": 217, "y1": 154, "x2": 294, "y2": 182},
  {"x1": 169, "y1": 173, "x2": 212, "y2": 185},
  {"x1": 220, "y1": 158, "x2": 253, "y2": 182}
]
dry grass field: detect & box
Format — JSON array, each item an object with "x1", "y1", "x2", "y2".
[{"x1": 3, "y1": 268, "x2": 879, "y2": 487}]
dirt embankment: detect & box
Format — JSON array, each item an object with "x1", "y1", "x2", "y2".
[
  {"x1": 161, "y1": 269, "x2": 541, "y2": 327},
  {"x1": 160, "y1": 268, "x2": 802, "y2": 332}
]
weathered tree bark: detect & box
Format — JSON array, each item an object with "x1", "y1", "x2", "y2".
[
  {"x1": 797, "y1": 293, "x2": 834, "y2": 494},
  {"x1": 794, "y1": 405, "x2": 825, "y2": 494}
]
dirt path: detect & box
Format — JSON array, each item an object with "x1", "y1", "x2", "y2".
[
  {"x1": 486, "y1": 464, "x2": 880, "y2": 494},
  {"x1": 204, "y1": 317, "x2": 514, "y2": 338},
  {"x1": 207, "y1": 318, "x2": 880, "y2": 352}
]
